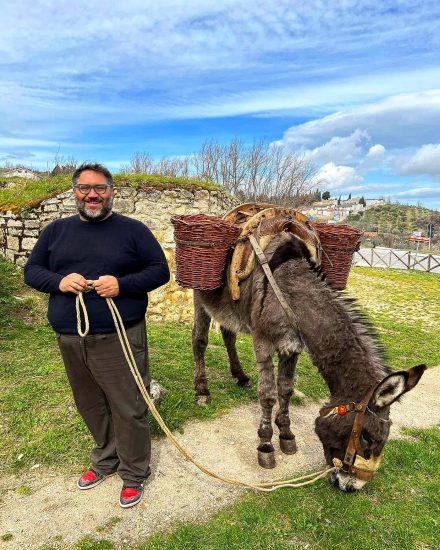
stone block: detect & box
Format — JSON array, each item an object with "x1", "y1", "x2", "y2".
[
  {"x1": 195, "y1": 189, "x2": 210, "y2": 200},
  {"x1": 7, "y1": 236, "x2": 20, "y2": 251},
  {"x1": 116, "y1": 188, "x2": 136, "y2": 198},
  {"x1": 7, "y1": 219, "x2": 23, "y2": 228},
  {"x1": 24, "y1": 220, "x2": 40, "y2": 229},
  {"x1": 113, "y1": 198, "x2": 135, "y2": 213},
  {"x1": 8, "y1": 228, "x2": 23, "y2": 237},
  {"x1": 22, "y1": 237, "x2": 38, "y2": 250},
  {"x1": 43, "y1": 198, "x2": 61, "y2": 205},
  {"x1": 43, "y1": 204, "x2": 59, "y2": 212},
  {"x1": 23, "y1": 229, "x2": 39, "y2": 237},
  {"x1": 163, "y1": 190, "x2": 180, "y2": 198}
]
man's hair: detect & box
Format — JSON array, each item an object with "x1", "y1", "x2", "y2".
[{"x1": 72, "y1": 163, "x2": 114, "y2": 187}]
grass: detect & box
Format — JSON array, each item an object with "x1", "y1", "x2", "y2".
[
  {"x1": 0, "y1": 173, "x2": 221, "y2": 213},
  {"x1": 138, "y1": 428, "x2": 440, "y2": 550},
  {"x1": 0, "y1": 258, "x2": 439, "y2": 477}
]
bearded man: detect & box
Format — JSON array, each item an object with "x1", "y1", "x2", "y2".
[{"x1": 24, "y1": 162, "x2": 170, "y2": 508}]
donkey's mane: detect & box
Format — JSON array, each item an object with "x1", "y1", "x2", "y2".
[{"x1": 267, "y1": 233, "x2": 391, "y2": 385}]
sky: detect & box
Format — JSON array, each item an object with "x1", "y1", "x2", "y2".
[{"x1": 1, "y1": 1, "x2": 440, "y2": 209}]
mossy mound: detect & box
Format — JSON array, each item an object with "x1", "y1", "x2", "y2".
[{"x1": 0, "y1": 174, "x2": 220, "y2": 213}]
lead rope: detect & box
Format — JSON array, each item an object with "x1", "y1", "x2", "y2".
[{"x1": 75, "y1": 289, "x2": 336, "y2": 491}]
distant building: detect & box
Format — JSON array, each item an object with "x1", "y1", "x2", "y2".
[
  {"x1": 365, "y1": 198, "x2": 385, "y2": 207},
  {"x1": 303, "y1": 196, "x2": 383, "y2": 222},
  {"x1": 2, "y1": 168, "x2": 37, "y2": 180}
]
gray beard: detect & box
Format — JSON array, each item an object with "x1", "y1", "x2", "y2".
[{"x1": 76, "y1": 196, "x2": 114, "y2": 222}]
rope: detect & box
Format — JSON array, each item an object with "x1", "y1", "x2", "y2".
[{"x1": 75, "y1": 289, "x2": 336, "y2": 491}]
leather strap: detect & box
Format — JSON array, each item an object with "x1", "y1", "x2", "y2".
[
  {"x1": 248, "y1": 234, "x2": 298, "y2": 326},
  {"x1": 343, "y1": 386, "x2": 376, "y2": 466}
]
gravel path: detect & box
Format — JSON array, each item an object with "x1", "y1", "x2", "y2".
[{"x1": 1, "y1": 367, "x2": 439, "y2": 549}]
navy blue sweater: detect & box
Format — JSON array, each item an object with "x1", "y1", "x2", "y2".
[{"x1": 24, "y1": 213, "x2": 170, "y2": 334}]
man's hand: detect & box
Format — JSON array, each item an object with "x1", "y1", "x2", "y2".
[
  {"x1": 94, "y1": 275, "x2": 119, "y2": 298},
  {"x1": 59, "y1": 273, "x2": 88, "y2": 294}
]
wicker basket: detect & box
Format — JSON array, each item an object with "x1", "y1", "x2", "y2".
[
  {"x1": 172, "y1": 214, "x2": 241, "y2": 290},
  {"x1": 312, "y1": 223, "x2": 363, "y2": 290}
]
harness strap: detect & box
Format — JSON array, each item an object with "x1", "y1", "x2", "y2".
[
  {"x1": 248, "y1": 234, "x2": 298, "y2": 326},
  {"x1": 343, "y1": 386, "x2": 376, "y2": 467}
]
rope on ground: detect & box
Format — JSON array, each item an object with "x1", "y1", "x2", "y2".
[{"x1": 76, "y1": 291, "x2": 336, "y2": 491}]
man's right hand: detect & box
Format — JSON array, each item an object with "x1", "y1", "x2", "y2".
[{"x1": 59, "y1": 273, "x2": 88, "y2": 294}]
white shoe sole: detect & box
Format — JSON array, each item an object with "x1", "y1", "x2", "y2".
[
  {"x1": 119, "y1": 488, "x2": 144, "y2": 508},
  {"x1": 77, "y1": 471, "x2": 116, "y2": 490}
]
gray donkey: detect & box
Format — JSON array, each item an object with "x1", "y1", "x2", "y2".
[{"x1": 192, "y1": 231, "x2": 426, "y2": 491}]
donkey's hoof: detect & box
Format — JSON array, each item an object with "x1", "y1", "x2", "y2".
[
  {"x1": 257, "y1": 445, "x2": 276, "y2": 469},
  {"x1": 196, "y1": 395, "x2": 210, "y2": 406},
  {"x1": 236, "y1": 377, "x2": 252, "y2": 388},
  {"x1": 279, "y1": 435, "x2": 297, "y2": 455}
]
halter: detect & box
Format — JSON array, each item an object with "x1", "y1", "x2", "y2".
[{"x1": 319, "y1": 386, "x2": 386, "y2": 481}]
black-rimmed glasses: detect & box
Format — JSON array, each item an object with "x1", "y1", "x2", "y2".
[{"x1": 73, "y1": 184, "x2": 112, "y2": 195}]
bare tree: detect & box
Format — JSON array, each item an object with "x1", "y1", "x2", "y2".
[
  {"x1": 123, "y1": 151, "x2": 153, "y2": 174},
  {"x1": 120, "y1": 138, "x2": 318, "y2": 208}
]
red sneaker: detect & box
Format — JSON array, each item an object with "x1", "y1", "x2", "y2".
[
  {"x1": 119, "y1": 483, "x2": 144, "y2": 508},
  {"x1": 77, "y1": 468, "x2": 115, "y2": 490}
]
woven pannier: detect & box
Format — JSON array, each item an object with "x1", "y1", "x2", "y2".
[
  {"x1": 312, "y1": 223, "x2": 363, "y2": 290},
  {"x1": 172, "y1": 214, "x2": 241, "y2": 290}
]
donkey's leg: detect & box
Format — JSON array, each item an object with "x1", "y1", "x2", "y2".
[
  {"x1": 220, "y1": 326, "x2": 251, "y2": 388},
  {"x1": 255, "y1": 344, "x2": 277, "y2": 469},
  {"x1": 192, "y1": 303, "x2": 212, "y2": 406},
  {"x1": 275, "y1": 352, "x2": 300, "y2": 455}
]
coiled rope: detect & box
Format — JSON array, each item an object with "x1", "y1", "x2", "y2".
[{"x1": 76, "y1": 288, "x2": 336, "y2": 491}]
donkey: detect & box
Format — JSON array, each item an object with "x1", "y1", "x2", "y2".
[{"x1": 192, "y1": 231, "x2": 426, "y2": 491}]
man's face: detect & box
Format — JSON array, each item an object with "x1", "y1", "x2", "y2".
[{"x1": 74, "y1": 170, "x2": 114, "y2": 222}]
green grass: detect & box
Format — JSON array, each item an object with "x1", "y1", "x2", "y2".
[
  {"x1": 138, "y1": 428, "x2": 440, "y2": 550},
  {"x1": 346, "y1": 268, "x2": 440, "y2": 369},
  {"x1": 0, "y1": 258, "x2": 439, "y2": 476},
  {"x1": 0, "y1": 173, "x2": 221, "y2": 213}
]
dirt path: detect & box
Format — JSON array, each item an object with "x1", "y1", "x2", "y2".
[{"x1": 1, "y1": 367, "x2": 439, "y2": 549}]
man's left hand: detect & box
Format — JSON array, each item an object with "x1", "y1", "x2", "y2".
[{"x1": 94, "y1": 275, "x2": 119, "y2": 298}]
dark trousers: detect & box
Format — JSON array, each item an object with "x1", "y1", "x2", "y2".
[{"x1": 57, "y1": 318, "x2": 151, "y2": 486}]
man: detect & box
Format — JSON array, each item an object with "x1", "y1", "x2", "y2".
[{"x1": 24, "y1": 163, "x2": 170, "y2": 508}]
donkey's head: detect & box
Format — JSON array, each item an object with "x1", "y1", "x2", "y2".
[{"x1": 315, "y1": 364, "x2": 426, "y2": 492}]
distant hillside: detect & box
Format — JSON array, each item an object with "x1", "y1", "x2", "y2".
[{"x1": 346, "y1": 204, "x2": 439, "y2": 248}]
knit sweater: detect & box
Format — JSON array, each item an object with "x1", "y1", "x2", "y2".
[{"x1": 24, "y1": 213, "x2": 170, "y2": 334}]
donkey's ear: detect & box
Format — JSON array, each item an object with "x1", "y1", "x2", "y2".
[{"x1": 370, "y1": 364, "x2": 427, "y2": 409}]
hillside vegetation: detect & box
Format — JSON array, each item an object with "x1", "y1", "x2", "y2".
[
  {"x1": 0, "y1": 173, "x2": 220, "y2": 213},
  {"x1": 346, "y1": 203, "x2": 439, "y2": 248}
]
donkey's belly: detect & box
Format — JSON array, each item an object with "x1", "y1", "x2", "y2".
[{"x1": 203, "y1": 302, "x2": 251, "y2": 335}]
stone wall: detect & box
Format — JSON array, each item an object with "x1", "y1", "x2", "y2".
[{"x1": 0, "y1": 186, "x2": 237, "y2": 322}]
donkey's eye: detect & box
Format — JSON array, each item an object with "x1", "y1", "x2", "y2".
[{"x1": 361, "y1": 432, "x2": 373, "y2": 446}]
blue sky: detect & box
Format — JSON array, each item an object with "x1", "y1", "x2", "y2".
[{"x1": 1, "y1": 1, "x2": 440, "y2": 209}]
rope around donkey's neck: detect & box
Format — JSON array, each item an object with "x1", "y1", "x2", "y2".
[{"x1": 75, "y1": 290, "x2": 336, "y2": 491}]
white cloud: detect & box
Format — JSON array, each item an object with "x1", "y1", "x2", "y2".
[
  {"x1": 313, "y1": 162, "x2": 363, "y2": 191},
  {"x1": 357, "y1": 143, "x2": 386, "y2": 174},
  {"x1": 281, "y1": 90, "x2": 440, "y2": 150},
  {"x1": 399, "y1": 144, "x2": 440, "y2": 179},
  {"x1": 302, "y1": 129, "x2": 369, "y2": 167},
  {"x1": 366, "y1": 144, "x2": 386, "y2": 161},
  {"x1": 396, "y1": 187, "x2": 440, "y2": 198}
]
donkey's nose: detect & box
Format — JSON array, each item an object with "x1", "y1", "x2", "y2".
[{"x1": 344, "y1": 483, "x2": 357, "y2": 493}]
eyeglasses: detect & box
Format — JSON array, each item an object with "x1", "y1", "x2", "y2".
[{"x1": 73, "y1": 184, "x2": 112, "y2": 195}]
